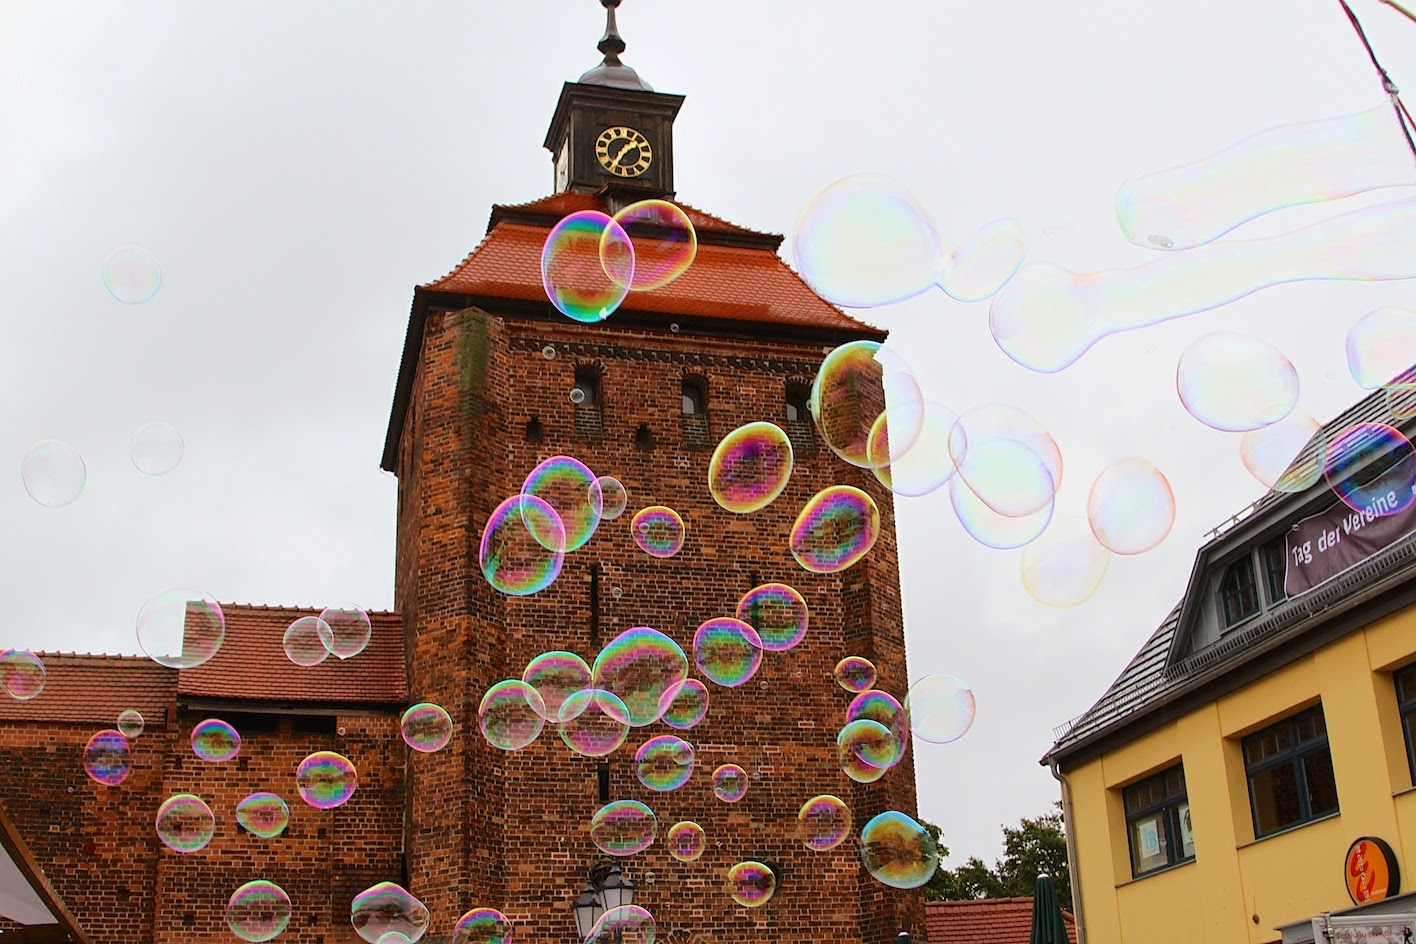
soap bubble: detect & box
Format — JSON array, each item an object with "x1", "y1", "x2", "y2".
[
  {"x1": 296, "y1": 750, "x2": 357, "y2": 809},
  {"x1": 950, "y1": 475, "x2": 1053, "y2": 549},
  {"x1": 570, "y1": 387, "x2": 586, "y2": 405},
  {"x1": 557, "y1": 688, "x2": 630, "y2": 757},
  {"x1": 1241, "y1": 412, "x2": 1323, "y2": 492},
  {"x1": 846, "y1": 689, "x2": 908, "y2": 766},
  {"x1": 236, "y1": 792, "x2": 290, "y2": 839},
  {"x1": 727, "y1": 861, "x2": 777, "y2": 908},
  {"x1": 136, "y1": 588, "x2": 225, "y2": 669},
  {"x1": 657, "y1": 678, "x2": 709, "y2": 730},
  {"x1": 522, "y1": 456, "x2": 599, "y2": 552},
  {"x1": 635, "y1": 735, "x2": 695, "y2": 792},
  {"x1": 692, "y1": 617, "x2": 763, "y2": 688},
  {"x1": 192, "y1": 718, "x2": 240, "y2": 762},
  {"x1": 283, "y1": 616, "x2": 332, "y2": 667},
  {"x1": 129, "y1": 422, "x2": 184, "y2": 475},
  {"x1": 1087, "y1": 459, "x2": 1175, "y2": 555},
  {"x1": 1348, "y1": 307, "x2": 1416, "y2": 389},
  {"x1": 155, "y1": 793, "x2": 215, "y2": 853},
  {"x1": 1324, "y1": 423, "x2": 1416, "y2": 517},
  {"x1": 523, "y1": 650, "x2": 593, "y2": 722},
  {"x1": 1177, "y1": 332, "x2": 1298, "y2": 431},
  {"x1": 905, "y1": 674, "x2": 976, "y2": 743},
  {"x1": 350, "y1": 882, "x2": 429, "y2": 944},
  {"x1": 610, "y1": 199, "x2": 698, "y2": 291},
  {"x1": 318, "y1": 603, "x2": 373, "y2": 660},
  {"x1": 591, "y1": 799, "x2": 658, "y2": 855},
  {"x1": 870, "y1": 401, "x2": 961, "y2": 497},
  {"x1": 667, "y1": 820, "x2": 706, "y2": 861},
  {"x1": 834, "y1": 656, "x2": 876, "y2": 694},
  {"x1": 226, "y1": 880, "x2": 291, "y2": 943},
  {"x1": 21, "y1": 440, "x2": 85, "y2": 508},
  {"x1": 451, "y1": 908, "x2": 513, "y2": 944},
  {"x1": 860, "y1": 810, "x2": 939, "y2": 889},
  {"x1": 400, "y1": 703, "x2": 453, "y2": 753},
  {"x1": 837, "y1": 718, "x2": 899, "y2": 769},
  {"x1": 116, "y1": 708, "x2": 144, "y2": 738},
  {"x1": 478, "y1": 680, "x2": 546, "y2": 751},
  {"x1": 103, "y1": 245, "x2": 162, "y2": 304},
  {"x1": 541, "y1": 211, "x2": 634, "y2": 323},
  {"x1": 798, "y1": 795, "x2": 853, "y2": 851},
  {"x1": 950, "y1": 404, "x2": 1062, "y2": 517},
  {"x1": 585, "y1": 905, "x2": 655, "y2": 944},
  {"x1": 592, "y1": 627, "x2": 689, "y2": 728},
  {"x1": 1, "y1": 650, "x2": 46, "y2": 701},
  {"x1": 811, "y1": 341, "x2": 924, "y2": 469},
  {"x1": 712, "y1": 763, "x2": 748, "y2": 803},
  {"x1": 708, "y1": 422, "x2": 794, "y2": 513},
  {"x1": 631, "y1": 506, "x2": 686, "y2": 558},
  {"x1": 480, "y1": 495, "x2": 565, "y2": 595},
  {"x1": 736, "y1": 583, "x2": 809, "y2": 652},
  {"x1": 1021, "y1": 517, "x2": 1111, "y2": 608},
  {"x1": 589, "y1": 476, "x2": 629, "y2": 520},
  {"x1": 82, "y1": 730, "x2": 130, "y2": 786},
  {"x1": 790, "y1": 486, "x2": 881, "y2": 573},
  {"x1": 939, "y1": 217, "x2": 1028, "y2": 302}
]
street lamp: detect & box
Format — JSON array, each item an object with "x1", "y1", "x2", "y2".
[{"x1": 572, "y1": 860, "x2": 636, "y2": 940}]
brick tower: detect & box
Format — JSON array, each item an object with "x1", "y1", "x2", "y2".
[{"x1": 383, "y1": 4, "x2": 924, "y2": 942}]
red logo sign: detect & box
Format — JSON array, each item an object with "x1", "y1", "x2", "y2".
[{"x1": 1346, "y1": 837, "x2": 1401, "y2": 905}]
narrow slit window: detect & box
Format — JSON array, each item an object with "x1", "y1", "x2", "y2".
[{"x1": 1220, "y1": 557, "x2": 1260, "y2": 627}]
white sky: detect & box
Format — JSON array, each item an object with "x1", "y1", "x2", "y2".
[{"x1": 2, "y1": 0, "x2": 1415, "y2": 868}]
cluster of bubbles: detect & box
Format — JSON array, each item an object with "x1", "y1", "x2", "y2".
[
  {"x1": 20, "y1": 421, "x2": 184, "y2": 508},
  {"x1": 281, "y1": 603, "x2": 374, "y2": 666}
]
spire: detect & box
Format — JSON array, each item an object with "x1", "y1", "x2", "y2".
[{"x1": 579, "y1": 0, "x2": 654, "y2": 91}]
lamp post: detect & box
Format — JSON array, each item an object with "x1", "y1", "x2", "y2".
[{"x1": 572, "y1": 860, "x2": 636, "y2": 941}]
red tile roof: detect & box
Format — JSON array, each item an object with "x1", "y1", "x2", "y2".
[
  {"x1": 422, "y1": 194, "x2": 883, "y2": 336},
  {"x1": 176, "y1": 604, "x2": 405, "y2": 705},
  {"x1": 488, "y1": 192, "x2": 771, "y2": 239},
  {"x1": 0, "y1": 653, "x2": 174, "y2": 726},
  {"x1": 924, "y1": 898, "x2": 1078, "y2": 944}
]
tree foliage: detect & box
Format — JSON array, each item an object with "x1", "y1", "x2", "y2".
[{"x1": 922, "y1": 805, "x2": 1072, "y2": 912}]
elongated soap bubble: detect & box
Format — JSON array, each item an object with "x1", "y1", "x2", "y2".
[
  {"x1": 1241, "y1": 412, "x2": 1323, "y2": 492},
  {"x1": 790, "y1": 486, "x2": 881, "y2": 573},
  {"x1": 1177, "y1": 332, "x2": 1298, "y2": 431},
  {"x1": 991, "y1": 196, "x2": 1416, "y2": 373},
  {"x1": 1088, "y1": 458, "x2": 1175, "y2": 555},
  {"x1": 83, "y1": 730, "x2": 130, "y2": 786},
  {"x1": 1117, "y1": 106, "x2": 1415, "y2": 252},
  {"x1": 938, "y1": 217, "x2": 1028, "y2": 303},
  {"x1": 522, "y1": 456, "x2": 598, "y2": 552},
  {"x1": 1347, "y1": 308, "x2": 1416, "y2": 389},
  {"x1": 1021, "y1": 517, "x2": 1111, "y2": 607},
  {"x1": 542, "y1": 211, "x2": 634, "y2": 323}
]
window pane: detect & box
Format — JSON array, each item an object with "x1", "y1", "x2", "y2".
[
  {"x1": 1262, "y1": 539, "x2": 1288, "y2": 604},
  {"x1": 786, "y1": 401, "x2": 801, "y2": 423},
  {"x1": 1130, "y1": 812, "x2": 1169, "y2": 875},
  {"x1": 1395, "y1": 663, "x2": 1416, "y2": 704},
  {"x1": 1250, "y1": 763, "x2": 1302, "y2": 836},
  {"x1": 1245, "y1": 725, "x2": 1291, "y2": 765},
  {"x1": 1221, "y1": 559, "x2": 1260, "y2": 626},
  {"x1": 1175, "y1": 802, "x2": 1195, "y2": 859},
  {"x1": 1303, "y1": 748, "x2": 1339, "y2": 817}
]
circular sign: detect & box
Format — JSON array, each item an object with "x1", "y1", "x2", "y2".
[{"x1": 1345, "y1": 837, "x2": 1400, "y2": 905}]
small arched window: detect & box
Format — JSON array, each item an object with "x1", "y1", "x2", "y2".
[{"x1": 681, "y1": 378, "x2": 706, "y2": 416}]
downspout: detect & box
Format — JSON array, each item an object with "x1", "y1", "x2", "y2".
[{"x1": 1050, "y1": 758, "x2": 1086, "y2": 944}]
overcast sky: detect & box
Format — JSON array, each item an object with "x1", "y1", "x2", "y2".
[{"x1": 3, "y1": 0, "x2": 1415, "y2": 868}]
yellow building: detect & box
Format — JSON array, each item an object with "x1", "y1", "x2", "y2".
[{"x1": 1043, "y1": 383, "x2": 1416, "y2": 944}]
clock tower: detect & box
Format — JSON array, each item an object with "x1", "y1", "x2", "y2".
[{"x1": 543, "y1": 0, "x2": 684, "y2": 203}]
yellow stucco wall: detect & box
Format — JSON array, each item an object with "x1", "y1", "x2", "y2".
[{"x1": 1062, "y1": 606, "x2": 1416, "y2": 944}]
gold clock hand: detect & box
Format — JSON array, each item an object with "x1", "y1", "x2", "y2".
[{"x1": 613, "y1": 141, "x2": 639, "y2": 166}]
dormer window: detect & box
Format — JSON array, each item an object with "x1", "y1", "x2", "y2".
[{"x1": 1220, "y1": 558, "x2": 1260, "y2": 627}]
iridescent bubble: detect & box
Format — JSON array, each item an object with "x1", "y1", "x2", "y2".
[
  {"x1": 839, "y1": 745, "x2": 889, "y2": 784},
  {"x1": 939, "y1": 217, "x2": 1028, "y2": 302},
  {"x1": 793, "y1": 173, "x2": 941, "y2": 308},
  {"x1": 21, "y1": 440, "x2": 85, "y2": 508},
  {"x1": 846, "y1": 689, "x2": 909, "y2": 763},
  {"x1": 991, "y1": 196, "x2": 1416, "y2": 373},
  {"x1": 129, "y1": 422, "x2": 184, "y2": 475},
  {"x1": 1176, "y1": 332, "x2": 1299, "y2": 432},
  {"x1": 192, "y1": 718, "x2": 241, "y2": 762},
  {"x1": 590, "y1": 799, "x2": 658, "y2": 856},
  {"x1": 155, "y1": 793, "x2": 215, "y2": 853},
  {"x1": 480, "y1": 494, "x2": 565, "y2": 595},
  {"x1": 833, "y1": 656, "x2": 876, "y2": 694},
  {"x1": 350, "y1": 882, "x2": 429, "y2": 944},
  {"x1": 226, "y1": 880, "x2": 291, "y2": 943},
  {"x1": 657, "y1": 678, "x2": 709, "y2": 730},
  {"x1": 1087, "y1": 459, "x2": 1175, "y2": 555},
  {"x1": 1242, "y1": 412, "x2": 1323, "y2": 492},
  {"x1": 949, "y1": 404, "x2": 1062, "y2": 517},
  {"x1": 860, "y1": 810, "x2": 940, "y2": 889},
  {"x1": 589, "y1": 476, "x2": 629, "y2": 520},
  {"x1": 798, "y1": 795, "x2": 852, "y2": 852},
  {"x1": 692, "y1": 617, "x2": 763, "y2": 688},
  {"x1": 790, "y1": 486, "x2": 881, "y2": 573},
  {"x1": 1020, "y1": 517, "x2": 1111, "y2": 608},
  {"x1": 478, "y1": 680, "x2": 546, "y2": 751},
  {"x1": 523, "y1": 650, "x2": 593, "y2": 722},
  {"x1": 635, "y1": 735, "x2": 696, "y2": 792},
  {"x1": 570, "y1": 387, "x2": 587, "y2": 405},
  {"x1": 117, "y1": 708, "x2": 144, "y2": 738},
  {"x1": 735, "y1": 583, "x2": 808, "y2": 652},
  {"x1": 591, "y1": 627, "x2": 689, "y2": 728},
  {"x1": 136, "y1": 587, "x2": 225, "y2": 670},
  {"x1": 557, "y1": 688, "x2": 631, "y2": 757},
  {"x1": 400, "y1": 703, "x2": 453, "y2": 753},
  {"x1": 610, "y1": 199, "x2": 698, "y2": 291},
  {"x1": 708, "y1": 422, "x2": 794, "y2": 514},
  {"x1": 630, "y1": 506, "x2": 686, "y2": 558},
  {"x1": 870, "y1": 400, "x2": 961, "y2": 497},
  {"x1": 318, "y1": 603, "x2": 373, "y2": 660},
  {"x1": 451, "y1": 908, "x2": 513, "y2": 944},
  {"x1": 296, "y1": 750, "x2": 357, "y2": 809},
  {"x1": 236, "y1": 792, "x2": 290, "y2": 839},
  {"x1": 837, "y1": 718, "x2": 899, "y2": 769},
  {"x1": 810, "y1": 341, "x2": 924, "y2": 469},
  {"x1": 542, "y1": 345, "x2": 557, "y2": 360},
  {"x1": 1324, "y1": 423, "x2": 1416, "y2": 516},
  {"x1": 103, "y1": 245, "x2": 162, "y2": 304},
  {"x1": 585, "y1": 905, "x2": 655, "y2": 944},
  {"x1": 1, "y1": 650, "x2": 46, "y2": 701},
  {"x1": 949, "y1": 474, "x2": 1053, "y2": 549},
  {"x1": 1389, "y1": 383, "x2": 1416, "y2": 420},
  {"x1": 905, "y1": 674, "x2": 976, "y2": 744},
  {"x1": 1117, "y1": 106, "x2": 1413, "y2": 251},
  {"x1": 667, "y1": 820, "x2": 706, "y2": 862},
  {"x1": 541, "y1": 210, "x2": 635, "y2": 323},
  {"x1": 1347, "y1": 307, "x2": 1416, "y2": 389},
  {"x1": 83, "y1": 729, "x2": 130, "y2": 786},
  {"x1": 727, "y1": 861, "x2": 777, "y2": 908},
  {"x1": 522, "y1": 456, "x2": 599, "y2": 552},
  {"x1": 283, "y1": 616, "x2": 332, "y2": 667},
  {"x1": 712, "y1": 764, "x2": 748, "y2": 803}
]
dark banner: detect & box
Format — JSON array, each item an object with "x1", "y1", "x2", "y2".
[{"x1": 1286, "y1": 473, "x2": 1416, "y2": 597}]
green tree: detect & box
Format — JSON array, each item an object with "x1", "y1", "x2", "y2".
[{"x1": 922, "y1": 804, "x2": 1072, "y2": 912}]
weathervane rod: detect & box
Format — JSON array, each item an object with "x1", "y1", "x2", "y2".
[{"x1": 599, "y1": 0, "x2": 626, "y2": 64}]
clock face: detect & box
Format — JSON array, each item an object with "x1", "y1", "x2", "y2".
[{"x1": 595, "y1": 126, "x2": 653, "y2": 178}]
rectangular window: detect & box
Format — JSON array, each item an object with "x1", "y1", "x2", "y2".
[
  {"x1": 1243, "y1": 704, "x2": 1339, "y2": 838},
  {"x1": 1396, "y1": 663, "x2": 1416, "y2": 784},
  {"x1": 1220, "y1": 557, "x2": 1260, "y2": 627},
  {"x1": 1261, "y1": 537, "x2": 1288, "y2": 604},
  {"x1": 1122, "y1": 763, "x2": 1194, "y2": 878}
]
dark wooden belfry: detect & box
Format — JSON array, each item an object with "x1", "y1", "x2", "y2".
[{"x1": 544, "y1": 0, "x2": 684, "y2": 206}]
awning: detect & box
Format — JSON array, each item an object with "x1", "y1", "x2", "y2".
[{"x1": 1277, "y1": 890, "x2": 1416, "y2": 944}]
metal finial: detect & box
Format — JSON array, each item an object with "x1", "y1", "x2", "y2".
[{"x1": 598, "y1": 0, "x2": 626, "y2": 63}]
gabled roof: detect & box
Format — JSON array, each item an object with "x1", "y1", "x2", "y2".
[
  {"x1": 924, "y1": 897, "x2": 1077, "y2": 944},
  {"x1": 0, "y1": 653, "x2": 174, "y2": 726},
  {"x1": 0, "y1": 796, "x2": 90, "y2": 941},
  {"x1": 177, "y1": 604, "x2": 405, "y2": 706}
]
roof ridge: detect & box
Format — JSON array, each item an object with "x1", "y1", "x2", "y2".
[
  {"x1": 217, "y1": 602, "x2": 397, "y2": 615},
  {"x1": 775, "y1": 243, "x2": 883, "y2": 335}
]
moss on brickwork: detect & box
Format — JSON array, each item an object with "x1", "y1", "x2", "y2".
[{"x1": 456, "y1": 306, "x2": 491, "y2": 436}]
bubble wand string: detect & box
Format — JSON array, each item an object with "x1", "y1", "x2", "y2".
[{"x1": 1337, "y1": 0, "x2": 1416, "y2": 163}]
